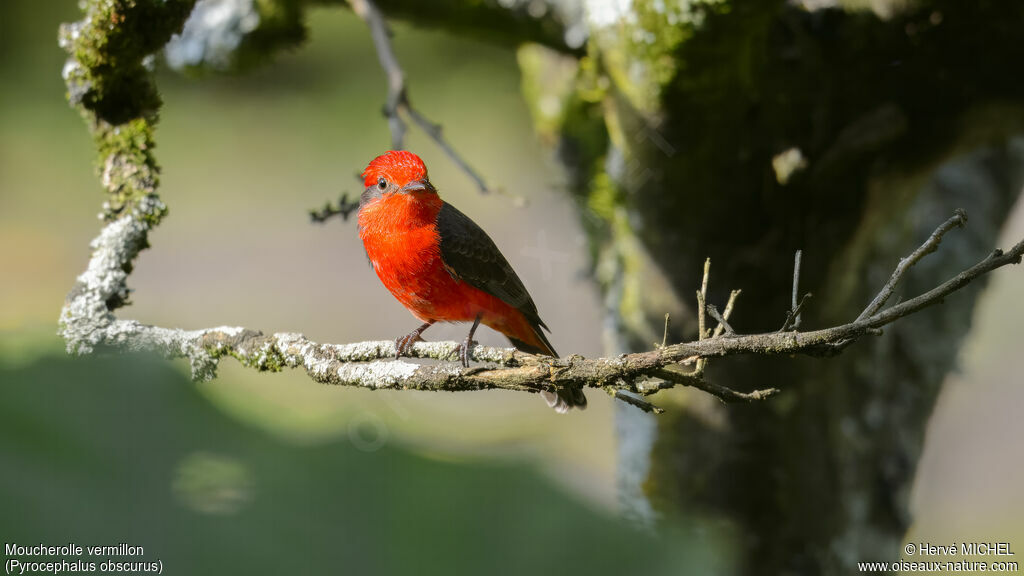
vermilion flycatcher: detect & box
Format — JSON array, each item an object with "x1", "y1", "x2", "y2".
[{"x1": 357, "y1": 151, "x2": 586, "y2": 412}]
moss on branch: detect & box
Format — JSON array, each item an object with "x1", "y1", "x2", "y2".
[{"x1": 59, "y1": 0, "x2": 196, "y2": 220}]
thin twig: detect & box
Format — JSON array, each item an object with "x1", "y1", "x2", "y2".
[
  {"x1": 696, "y1": 290, "x2": 706, "y2": 341},
  {"x1": 654, "y1": 366, "x2": 780, "y2": 403},
  {"x1": 712, "y1": 290, "x2": 741, "y2": 339},
  {"x1": 779, "y1": 293, "x2": 813, "y2": 332},
  {"x1": 605, "y1": 388, "x2": 665, "y2": 414},
  {"x1": 309, "y1": 193, "x2": 360, "y2": 223},
  {"x1": 348, "y1": 0, "x2": 494, "y2": 195},
  {"x1": 694, "y1": 259, "x2": 711, "y2": 373},
  {"x1": 699, "y1": 258, "x2": 710, "y2": 338},
  {"x1": 347, "y1": 0, "x2": 406, "y2": 150},
  {"x1": 707, "y1": 305, "x2": 735, "y2": 336},
  {"x1": 791, "y1": 249, "x2": 803, "y2": 329},
  {"x1": 402, "y1": 105, "x2": 494, "y2": 195},
  {"x1": 660, "y1": 313, "x2": 671, "y2": 348},
  {"x1": 857, "y1": 209, "x2": 967, "y2": 321}
]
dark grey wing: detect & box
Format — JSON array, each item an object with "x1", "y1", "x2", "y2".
[
  {"x1": 436, "y1": 202, "x2": 543, "y2": 324},
  {"x1": 438, "y1": 203, "x2": 571, "y2": 400}
]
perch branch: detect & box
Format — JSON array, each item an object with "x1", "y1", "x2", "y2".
[{"x1": 59, "y1": 205, "x2": 1024, "y2": 410}]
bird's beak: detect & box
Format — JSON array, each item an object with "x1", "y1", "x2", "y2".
[{"x1": 400, "y1": 179, "x2": 434, "y2": 194}]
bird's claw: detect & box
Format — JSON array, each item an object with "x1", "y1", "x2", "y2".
[
  {"x1": 456, "y1": 338, "x2": 476, "y2": 368},
  {"x1": 395, "y1": 333, "x2": 422, "y2": 359}
]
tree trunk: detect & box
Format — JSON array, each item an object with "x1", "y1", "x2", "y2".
[{"x1": 519, "y1": 1, "x2": 1024, "y2": 572}]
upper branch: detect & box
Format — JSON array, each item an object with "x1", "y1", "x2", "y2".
[
  {"x1": 360, "y1": 0, "x2": 584, "y2": 56},
  {"x1": 348, "y1": 0, "x2": 495, "y2": 194}
]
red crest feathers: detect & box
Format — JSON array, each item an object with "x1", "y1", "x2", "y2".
[{"x1": 362, "y1": 150, "x2": 428, "y2": 189}]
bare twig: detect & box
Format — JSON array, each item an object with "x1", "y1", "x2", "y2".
[
  {"x1": 706, "y1": 305, "x2": 735, "y2": 336},
  {"x1": 779, "y1": 293, "x2": 813, "y2": 332},
  {"x1": 698, "y1": 258, "x2": 710, "y2": 338},
  {"x1": 403, "y1": 105, "x2": 493, "y2": 195},
  {"x1": 777, "y1": 250, "x2": 810, "y2": 332},
  {"x1": 694, "y1": 259, "x2": 711, "y2": 374},
  {"x1": 695, "y1": 289, "x2": 707, "y2": 340},
  {"x1": 694, "y1": 262, "x2": 742, "y2": 375},
  {"x1": 348, "y1": 0, "x2": 494, "y2": 195},
  {"x1": 654, "y1": 366, "x2": 780, "y2": 403},
  {"x1": 856, "y1": 209, "x2": 967, "y2": 321},
  {"x1": 604, "y1": 389, "x2": 665, "y2": 414},
  {"x1": 310, "y1": 193, "x2": 360, "y2": 223},
  {"x1": 712, "y1": 290, "x2": 741, "y2": 339},
  {"x1": 347, "y1": 0, "x2": 406, "y2": 150},
  {"x1": 791, "y1": 250, "x2": 803, "y2": 328}
]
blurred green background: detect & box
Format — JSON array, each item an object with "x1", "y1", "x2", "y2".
[
  {"x1": 1, "y1": 0, "x2": 1022, "y2": 573},
  {"x1": 2, "y1": 1, "x2": 615, "y2": 470}
]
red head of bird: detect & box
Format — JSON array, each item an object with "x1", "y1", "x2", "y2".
[{"x1": 360, "y1": 150, "x2": 435, "y2": 204}]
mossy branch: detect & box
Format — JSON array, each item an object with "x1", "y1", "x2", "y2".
[{"x1": 59, "y1": 0, "x2": 196, "y2": 221}]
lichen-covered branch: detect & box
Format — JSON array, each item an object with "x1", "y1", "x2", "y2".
[
  {"x1": 60, "y1": 200, "x2": 1024, "y2": 411},
  {"x1": 57, "y1": 0, "x2": 195, "y2": 341}
]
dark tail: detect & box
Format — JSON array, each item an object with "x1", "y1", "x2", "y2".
[{"x1": 508, "y1": 324, "x2": 587, "y2": 414}]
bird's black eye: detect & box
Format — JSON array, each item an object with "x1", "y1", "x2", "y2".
[{"x1": 377, "y1": 177, "x2": 388, "y2": 191}]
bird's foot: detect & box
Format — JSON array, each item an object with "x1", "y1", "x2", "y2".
[
  {"x1": 395, "y1": 332, "x2": 423, "y2": 359},
  {"x1": 456, "y1": 337, "x2": 477, "y2": 368},
  {"x1": 395, "y1": 321, "x2": 435, "y2": 359}
]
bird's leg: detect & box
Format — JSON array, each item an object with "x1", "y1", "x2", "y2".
[
  {"x1": 458, "y1": 314, "x2": 483, "y2": 368},
  {"x1": 396, "y1": 321, "x2": 434, "y2": 359}
]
